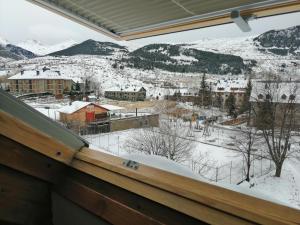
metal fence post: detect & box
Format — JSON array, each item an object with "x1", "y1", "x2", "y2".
[
  {"x1": 242, "y1": 157, "x2": 245, "y2": 181},
  {"x1": 215, "y1": 167, "x2": 219, "y2": 182},
  {"x1": 252, "y1": 156, "x2": 255, "y2": 177},
  {"x1": 230, "y1": 161, "x2": 233, "y2": 184},
  {"x1": 260, "y1": 150, "x2": 263, "y2": 176},
  {"x1": 118, "y1": 136, "x2": 120, "y2": 156}
]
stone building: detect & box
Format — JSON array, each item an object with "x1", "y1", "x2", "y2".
[{"x1": 105, "y1": 87, "x2": 146, "y2": 101}]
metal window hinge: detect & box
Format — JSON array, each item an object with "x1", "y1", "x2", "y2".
[{"x1": 123, "y1": 160, "x2": 139, "y2": 170}]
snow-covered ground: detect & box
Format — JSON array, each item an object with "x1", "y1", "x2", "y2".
[
  {"x1": 82, "y1": 124, "x2": 300, "y2": 209},
  {"x1": 21, "y1": 95, "x2": 300, "y2": 209}
]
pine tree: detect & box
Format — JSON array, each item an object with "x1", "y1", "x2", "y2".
[
  {"x1": 200, "y1": 73, "x2": 207, "y2": 91},
  {"x1": 225, "y1": 93, "x2": 237, "y2": 118},
  {"x1": 239, "y1": 79, "x2": 252, "y2": 114},
  {"x1": 199, "y1": 73, "x2": 210, "y2": 107}
]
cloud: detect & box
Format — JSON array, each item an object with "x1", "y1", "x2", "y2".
[{"x1": 28, "y1": 24, "x2": 80, "y2": 43}]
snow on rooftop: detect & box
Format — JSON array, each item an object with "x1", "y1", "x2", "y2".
[
  {"x1": 58, "y1": 101, "x2": 122, "y2": 114},
  {"x1": 8, "y1": 69, "x2": 82, "y2": 83},
  {"x1": 214, "y1": 79, "x2": 248, "y2": 92},
  {"x1": 0, "y1": 70, "x2": 7, "y2": 76},
  {"x1": 105, "y1": 86, "x2": 145, "y2": 92},
  {"x1": 100, "y1": 104, "x2": 124, "y2": 111},
  {"x1": 58, "y1": 101, "x2": 91, "y2": 114}
]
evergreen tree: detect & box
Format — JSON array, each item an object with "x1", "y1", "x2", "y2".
[
  {"x1": 199, "y1": 73, "x2": 210, "y2": 107},
  {"x1": 75, "y1": 82, "x2": 81, "y2": 91},
  {"x1": 200, "y1": 73, "x2": 207, "y2": 92},
  {"x1": 225, "y1": 93, "x2": 237, "y2": 118},
  {"x1": 239, "y1": 79, "x2": 252, "y2": 114}
]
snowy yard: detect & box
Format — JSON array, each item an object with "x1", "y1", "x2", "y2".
[
  {"x1": 23, "y1": 97, "x2": 300, "y2": 209},
  {"x1": 83, "y1": 126, "x2": 300, "y2": 209}
]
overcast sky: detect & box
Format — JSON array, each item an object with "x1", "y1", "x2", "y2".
[{"x1": 0, "y1": 0, "x2": 299, "y2": 46}]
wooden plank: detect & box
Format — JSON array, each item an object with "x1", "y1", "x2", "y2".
[
  {"x1": 0, "y1": 135, "x2": 66, "y2": 183},
  {"x1": 0, "y1": 110, "x2": 77, "y2": 165},
  {"x1": 66, "y1": 169, "x2": 206, "y2": 225},
  {"x1": 0, "y1": 196, "x2": 52, "y2": 225},
  {"x1": 0, "y1": 165, "x2": 52, "y2": 225},
  {"x1": 72, "y1": 158, "x2": 255, "y2": 225},
  {"x1": 122, "y1": 1, "x2": 300, "y2": 40},
  {"x1": 74, "y1": 148, "x2": 300, "y2": 225},
  {"x1": 0, "y1": 165, "x2": 50, "y2": 203},
  {"x1": 55, "y1": 178, "x2": 164, "y2": 225}
]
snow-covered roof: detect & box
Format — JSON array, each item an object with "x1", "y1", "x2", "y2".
[
  {"x1": 99, "y1": 104, "x2": 124, "y2": 111},
  {"x1": 58, "y1": 101, "x2": 92, "y2": 114},
  {"x1": 8, "y1": 69, "x2": 81, "y2": 83},
  {"x1": 0, "y1": 70, "x2": 7, "y2": 76},
  {"x1": 250, "y1": 80, "x2": 300, "y2": 104},
  {"x1": 58, "y1": 101, "x2": 122, "y2": 114},
  {"x1": 105, "y1": 86, "x2": 145, "y2": 92},
  {"x1": 213, "y1": 79, "x2": 248, "y2": 93}
]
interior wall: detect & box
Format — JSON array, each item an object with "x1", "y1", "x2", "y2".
[{"x1": 51, "y1": 192, "x2": 111, "y2": 225}]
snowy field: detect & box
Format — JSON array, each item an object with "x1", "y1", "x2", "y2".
[
  {"x1": 23, "y1": 97, "x2": 300, "y2": 209},
  {"x1": 83, "y1": 125, "x2": 300, "y2": 209}
]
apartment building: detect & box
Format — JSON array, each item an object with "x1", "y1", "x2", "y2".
[{"x1": 8, "y1": 68, "x2": 78, "y2": 96}]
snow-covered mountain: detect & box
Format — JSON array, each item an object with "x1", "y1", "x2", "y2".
[
  {"x1": 17, "y1": 39, "x2": 78, "y2": 55},
  {"x1": 0, "y1": 36, "x2": 36, "y2": 60},
  {"x1": 49, "y1": 39, "x2": 128, "y2": 57},
  {"x1": 1, "y1": 25, "x2": 299, "y2": 83},
  {"x1": 254, "y1": 25, "x2": 300, "y2": 56}
]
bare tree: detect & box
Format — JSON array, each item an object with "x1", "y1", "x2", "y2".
[
  {"x1": 125, "y1": 119, "x2": 194, "y2": 163},
  {"x1": 234, "y1": 126, "x2": 258, "y2": 181},
  {"x1": 192, "y1": 152, "x2": 217, "y2": 176},
  {"x1": 252, "y1": 77, "x2": 299, "y2": 177},
  {"x1": 124, "y1": 127, "x2": 165, "y2": 156},
  {"x1": 160, "y1": 120, "x2": 194, "y2": 163}
]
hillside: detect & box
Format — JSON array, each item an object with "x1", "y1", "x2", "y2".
[
  {"x1": 0, "y1": 43, "x2": 36, "y2": 60},
  {"x1": 125, "y1": 43, "x2": 253, "y2": 75},
  {"x1": 1, "y1": 25, "x2": 299, "y2": 82},
  {"x1": 254, "y1": 25, "x2": 300, "y2": 56},
  {"x1": 49, "y1": 39, "x2": 128, "y2": 56}
]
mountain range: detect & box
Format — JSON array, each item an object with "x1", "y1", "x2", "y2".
[{"x1": 0, "y1": 25, "x2": 299, "y2": 75}]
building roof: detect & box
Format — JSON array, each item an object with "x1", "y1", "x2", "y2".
[
  {"x1": 250, "y1": 80, "x2": 300, "y2": 104},
  {"x1": 58, "y1": 101, "x2": 92, "y2": 114},
  {"x1": 58, "y1": 101, "x2": 123, "y2": 114},
  {"x1": 105, "y1": 87, "x2": 145, "y2": 93},
  {"x1": 8, "y1": 69, "x2": 82, "y2": 83},
  {"x1": 27, "y1": 0, "x2": 299, "y2": 40},
  {"x1": 213, "y1": 79, "x2": 248, "y2": 93},
  {"x1": 99, "y1": 104, "x2": 124, "y2": 111}
]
